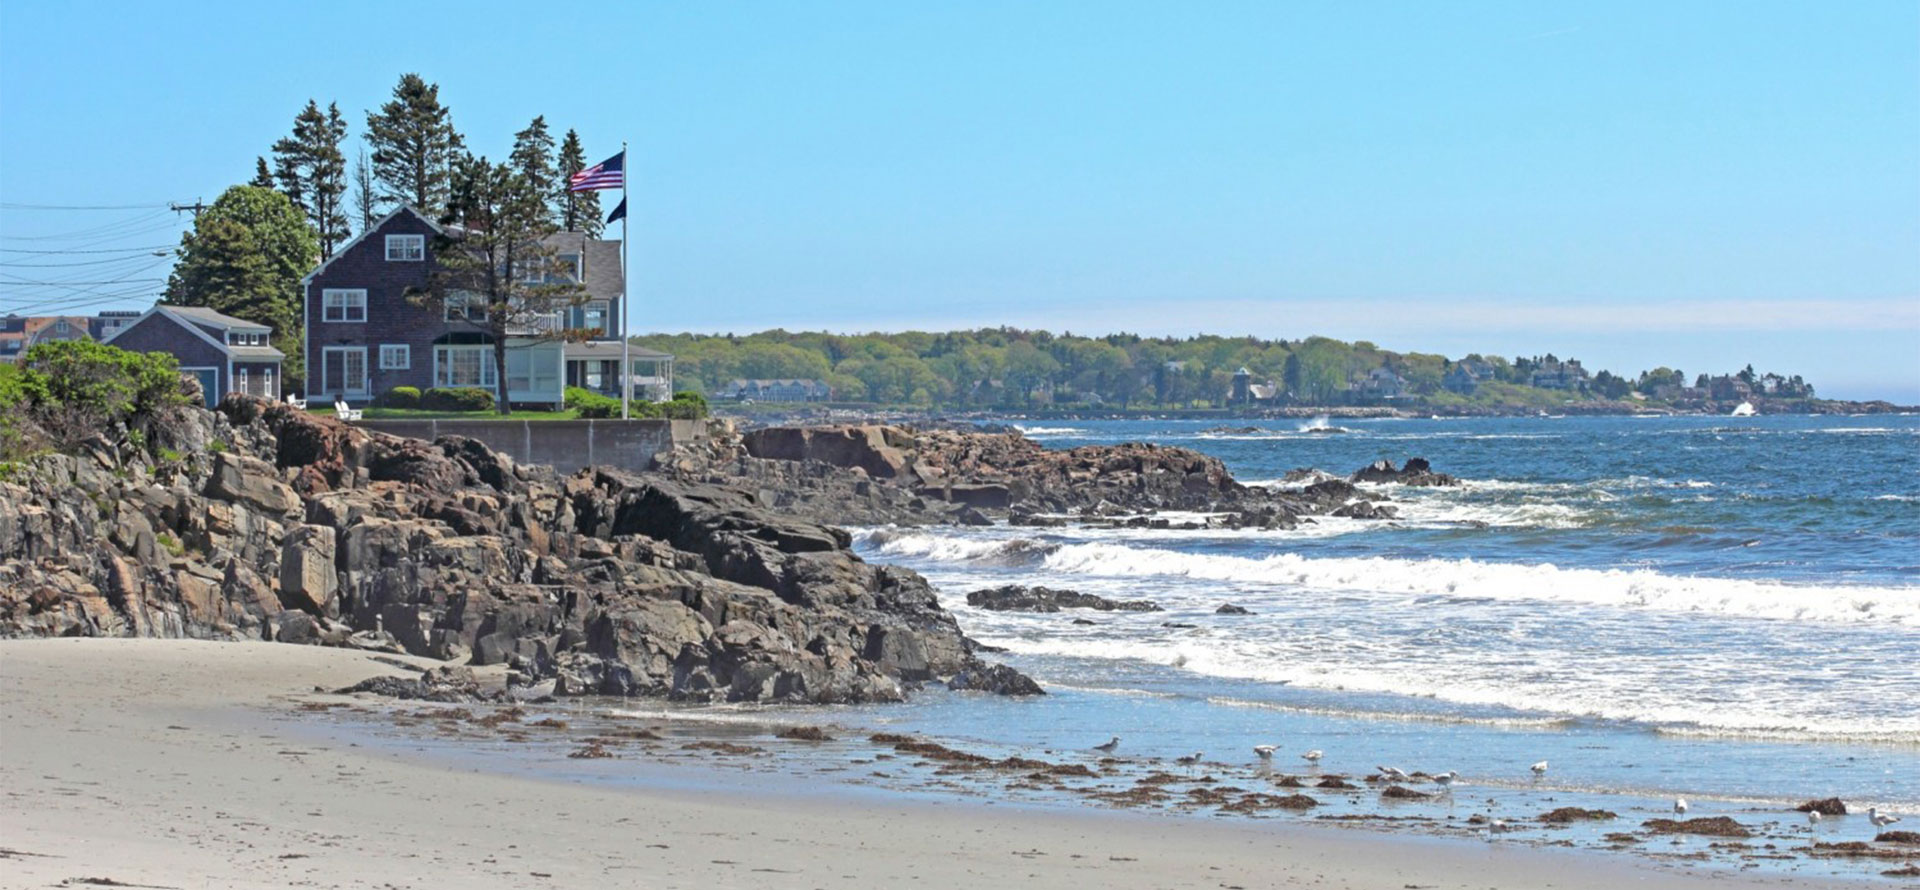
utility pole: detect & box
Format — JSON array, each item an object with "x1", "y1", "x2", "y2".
[{"x1": 169, "y1": 199, "x2": 208, "y2": 217}]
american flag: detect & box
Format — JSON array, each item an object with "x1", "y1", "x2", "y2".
[{"x1": 569, "y1": 151, "x2": 624, "y2": 191}]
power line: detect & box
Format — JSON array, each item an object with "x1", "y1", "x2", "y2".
[
  {"x1": 0, "y1": 208, "x2": 175, "y2": 242},
  {"x1": 0, "y1": 277, "x2": 166, "y2": 286},
  {"x1": 0, "y1": 245, "x2": 174, "y2": 255},
  {"x1": 0, "y1": 202, "x2": 174, "y2": 210},
  {"x1": 0, "y1": 253, "x2": 170, "y2": 268}
]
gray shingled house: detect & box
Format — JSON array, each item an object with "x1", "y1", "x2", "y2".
[
  {"x1": 301, "y1": 206, "x2": 667, "y2": 407},
  {"x1": 102, "y1": 305, "x2": 285, "y2": 406}
]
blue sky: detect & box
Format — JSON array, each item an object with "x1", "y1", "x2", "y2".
[{"x1": 3, "y1": 1, "x2": 1916, "y2": 400}]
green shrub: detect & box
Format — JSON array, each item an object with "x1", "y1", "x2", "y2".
[
  {"x1": 156, "y1": 531, "x2": 185, "y2": 558},
  {"x1": 663, "y1": 390, "x2": 709, "y2": 420},
  {"x1": 420, "y1": 387, "x2": 495, "y2": 412},
  {"x1": 9, "y1": 341, "x2": 189, "y2": 453},
  {"x1": 208, "y1": 440, "x2": 228, "y2": 454},
  {"x1": 376, "y1": 385, "x2": 423, "y2": 409},
  {"x1": 564, "y1": 386, "x2": 620, "y2": 419}
]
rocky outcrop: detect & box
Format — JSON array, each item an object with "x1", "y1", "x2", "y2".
[
  {"x1": 668, "y1": 422, "x2": 1443, "y2": 529},
  {"x1": 965, "y1": 585, "x2": 1161, "y2": 613},
  {"x1": 1350, "y1": 457, "x2": 1458, "y2": 487},
  {"x1": 0, "y1": 396, "x2": 1037, "y2": 703}
]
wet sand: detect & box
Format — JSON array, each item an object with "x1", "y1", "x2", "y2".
[{"x1": 0, "y1": 639, "x2": 1872, "y2": 889}]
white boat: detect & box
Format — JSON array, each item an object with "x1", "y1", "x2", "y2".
[{"x1": 1730, "y1": 401, "x2": 1757, "y2": 417}]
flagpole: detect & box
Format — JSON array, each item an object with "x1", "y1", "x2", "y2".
[{"x1": 619, "y1": 140, "x2": 631, "y2": 421}]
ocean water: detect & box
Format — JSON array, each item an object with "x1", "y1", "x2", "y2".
[{"x1": 849, "y1": 414, "x2": 1920, "y2": 812}]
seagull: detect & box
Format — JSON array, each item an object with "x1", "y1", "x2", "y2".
[
  {"x1": 1093, "y1": 736, "x2": 1120, "y2": 753},
  {"x1": 1674, "y1": 798, "x2": 1688, "y2": 815},
  {"x1": 1434, "y1": 770, "x2": 1458, "y2": 790},
  {"x1": 1807, "y1": 810, "x2": 1822, "y2": 828},
  {"x1": 1378, "y1": 765, "x2": 1409, "y2": 780},
  {"x1": 1489, "y1": 818, "x2": 1513, "y2": 834},
  {"x1": 1870, "y1": 807, "x2": 1901, "y2": 828},
  {"x1": 1530, "y1": 760, "x2": 1549, "y2": 776},
  {"x1": 1176, "y1": 752, "x2": 1204, "y2": 775},
  {"x1": 1253, "y1": 745, "x2": 1278, "y2": 760},
  {"x1": 1301, "y1": 749, "x2": 1323, "y2": 763}
]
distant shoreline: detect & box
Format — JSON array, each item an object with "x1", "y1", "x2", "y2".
[{"x1": 716, "y1": 398, "x2": 1917, "y2": 426}]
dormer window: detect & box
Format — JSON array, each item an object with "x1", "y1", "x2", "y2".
[
  {"x1": 516, "y1": 253, "x2": 583, "y2": 284},
  {"x1": 385, "y1": 234, "x2": 425, "y2": 262}
]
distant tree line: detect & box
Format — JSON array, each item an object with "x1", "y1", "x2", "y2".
[{"x1": 635, "y1": 329, "x2": 1817, "y2": 410}]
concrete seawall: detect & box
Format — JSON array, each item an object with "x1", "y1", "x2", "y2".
[{"x1": 357, "y1": 418, "x2": 706, "y2": 474}]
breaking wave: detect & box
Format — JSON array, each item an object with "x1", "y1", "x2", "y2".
[{"x1": 859, "y1": 531, "x2": 1920, "y2": 625}]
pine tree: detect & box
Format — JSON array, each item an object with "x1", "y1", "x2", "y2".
[
  {"x1": 270, "y1": 100, "x2": 350, "y2": 258},
  {"x1": 250, "y1": 157, "x2": 275, "y2": 189},
  {"x1": 510, "y1": 116, "x2": 558, "y2": 227},
  {"x1": 555, "y1": 129, "x2": 603, "y2": 237},
  {"x1": 413, "y1": 155, "x2": 585, "y2": 415},
  {"x1": 364, "y1": 73, "x2": 463, "y2": 215},
  {"x1": 352, "y1": 145, "x2": 378, "y2": 232}
]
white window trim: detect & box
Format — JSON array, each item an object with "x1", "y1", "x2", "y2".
[
  {"x1": 378, "y1": 344, "x2": 411, "y2": 370},
  {"x1": 444, "y1": 292, "x2": 489, "y2": 323},
  {"x1": 433, "y1": 345, "x2": 498, "y2": 389},
  {"x1": 322, "y1": 288, "x2": 367, "y2": 323},
  {"x1": 320, "y1": 346, "x2": 370, "y2": 399},
  {"x1": 385, "y1": 234, "x2": 425, "y2": 262}
]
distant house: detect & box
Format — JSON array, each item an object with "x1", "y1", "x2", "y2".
[
  {"x1": 1530, "y1": 359, "x2": 1589, "y2": 390},
  {"x1": 91, "y1": 310, "x2": 145, "y2": 342},
  {"x1": 1651, "y1": 382, "x2": 1702, "y2": 402},
  {"x1": 1757, "y1": 373, "x2": 1813, "y2": 398},
  {"x1": 0, "y1": 314, "x2": 96, "y2": 364},
  {"x1": 1227, "y1": 367, "x2": 1281, "y2": 405},
  {"x1": 715, "y1": 379, "x2": 832, "y2": 403},
  {"x1": 1444, "y1": 358, "x2": 1496, "y2": 395},
  {"x1": 301, "y1": 205, "x2": 669, "y2": 406},
  {"x1": 1230, "y1": 367, "x2": 1253, "y2": 403},
  {"x1": 1707, "y1": 375, "x2": 1753, "y2": 401},
  {"x1": 1353, "y1": 367, "x2": 1407, "y2": 400},
  {"x1": 102, "y1": 305, "x2": 284, "y2": 406}
]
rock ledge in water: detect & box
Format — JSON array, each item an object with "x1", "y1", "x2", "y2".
[{"x1": 965, "y1": 585, "x2": 1161, "y2": 613}]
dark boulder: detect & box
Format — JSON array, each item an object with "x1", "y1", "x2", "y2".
[
  {"x1": 966, "y1": 585, "x2": 1161, "y2": 613},
  {"x1": 1350, "y1": 457, "x2": 1459, "y2": 487},
  {"x1": 946, "y1": 661, "x2": 1045, "y2": 696}
]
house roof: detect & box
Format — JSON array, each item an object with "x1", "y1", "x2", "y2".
[
  {"x1": 724, "y1": 378, "x2": 829, "y2": 389},
  {"x1": 532, "y1": 232, "x2": 625, "y2": 304},
  {"x1": 164, "y1": 305, "x2": 269, "y2": 331},
  {"x1": 301, "y1": 205, "x2": 446, "y2": 284},
  {"x1": 102, "y1": 304, "x2": 282, "y2": 362},
  {"x1": 563, "y1": 341, "x2": 672, "y2": 360}
]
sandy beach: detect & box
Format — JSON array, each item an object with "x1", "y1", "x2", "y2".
[{"x1": 0, "y1": 638, "x2": 1873, "y2": 889}]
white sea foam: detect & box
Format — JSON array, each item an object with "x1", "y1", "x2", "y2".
[
  {"x1": 979, "y1": 633, "x2": 1920, "y2": 740},
  {"x1": 1039, "y1": 542, "x2": 1920, "y2": 624},
  {"x1": 1013, "y1": 425, "x2": 1087, "y2": 436},
  {"x1": 863, "y1": 530, "x2": 1920, "y2": 625}
]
